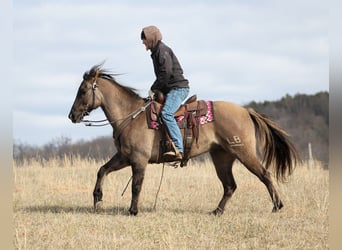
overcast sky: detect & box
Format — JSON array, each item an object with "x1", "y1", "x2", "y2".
[{"x1": 13, "y1": 0, "x2": 328, "y2": 146}]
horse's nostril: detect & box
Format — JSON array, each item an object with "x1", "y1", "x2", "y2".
[{"x1": 68, "y1": 112, "x2": 74, "y2": 121}]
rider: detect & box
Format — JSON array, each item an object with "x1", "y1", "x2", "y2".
[{"x1": 141, "y1": 25, "x2": 190, "y2": 161}]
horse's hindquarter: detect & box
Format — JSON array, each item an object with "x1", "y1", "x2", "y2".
[
  {"x1": 213, "y1": 101, "x2": 254, "y2": 130},
  {"x1": 196, "y1": 101, "x2": 256, "y2": 153}
]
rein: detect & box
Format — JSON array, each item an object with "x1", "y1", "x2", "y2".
[
  {"x1": 82, "y1": 118, "x2": 111, "y2": 127},
  {"x1": 82, "y1": 100, "x2": 152, "y2": 139}
]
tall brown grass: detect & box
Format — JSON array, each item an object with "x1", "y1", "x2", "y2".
[{"x1": 13, "y1": 157, "x2": 328, "y2": 249}]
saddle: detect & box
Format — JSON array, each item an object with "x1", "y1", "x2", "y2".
[{"x1": 147, "y1": 92, "x2": 209, "y2": 167}]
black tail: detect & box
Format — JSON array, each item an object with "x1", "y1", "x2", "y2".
[{"x1": 248, "y1": 108, "x2": 300, "y2": 181}]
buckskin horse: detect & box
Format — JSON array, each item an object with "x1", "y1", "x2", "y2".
[{"x1": 68, "y1": 64, "x2": 299, "y2": 216}]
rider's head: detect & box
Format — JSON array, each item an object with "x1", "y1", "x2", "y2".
[{"x1": 141, "y1": 25, "x2": 162, "y2": 51}]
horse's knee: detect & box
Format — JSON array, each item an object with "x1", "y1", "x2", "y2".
[{"x1": 223, "y1": 184, "x2": 236, "y2": 197}]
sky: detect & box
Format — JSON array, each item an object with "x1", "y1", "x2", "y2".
[{"x1": 12, "y1": 0, "x2": 329, "y2": 146}]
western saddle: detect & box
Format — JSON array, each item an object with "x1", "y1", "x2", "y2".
[{"x1": 148, "y1": 91, "x2": 208, "y2": 167}]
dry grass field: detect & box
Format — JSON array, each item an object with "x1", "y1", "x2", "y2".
[{"x1": 13, "y1": 157, "x2": 328, "y2": 249}]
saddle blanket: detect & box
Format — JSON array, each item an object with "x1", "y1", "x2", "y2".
[{"x1": 148, "y1": 100, "x2": 215, "y2": 130}]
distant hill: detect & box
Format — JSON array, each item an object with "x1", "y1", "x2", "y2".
[
  {"x1": 14, "y1": 91, "x2": 329, "y2": 167},
  {"x1": 245, "y1": 91, "x2": 328, "y2": 166}
]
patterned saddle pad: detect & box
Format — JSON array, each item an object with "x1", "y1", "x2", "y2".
[{"x1": 146, "y1": 100, "x2": 215, "y2": 130}]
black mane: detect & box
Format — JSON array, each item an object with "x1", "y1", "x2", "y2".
[{"x1": 83, "y1": 63, "x2": 141, "y2": 99}]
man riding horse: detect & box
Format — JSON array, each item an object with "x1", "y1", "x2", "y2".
[{"x1": 141, "y1": 25, "x2": 190, "y2": 161}]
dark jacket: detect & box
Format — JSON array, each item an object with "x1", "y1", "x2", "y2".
[{"x1": 150, "y1": 41, "x2": 189, "y2": 94}]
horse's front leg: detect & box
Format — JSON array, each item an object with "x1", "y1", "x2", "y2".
[
  {"x1": 129, "y1": 164, "x2": 147, "y2": 216},
  {"x1": 93, "y1": 153, "x2": 129, "y2": 211}
]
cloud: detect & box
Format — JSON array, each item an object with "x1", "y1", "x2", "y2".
[
  {"x1": 13, "y1": 109, "x2": 112, "y2": 145},
  {"x1": 12, "y1": 0, "x2": 329, "y2": 145}
]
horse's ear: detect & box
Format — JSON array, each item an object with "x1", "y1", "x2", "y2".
[{"x1": 94, "y1": 70, "x2": 100, "y2": 81}]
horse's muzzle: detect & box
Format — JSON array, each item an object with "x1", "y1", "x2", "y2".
[
  {"x1": 68, "y1": 107, "x2": 88, "y2": 123},
  {"x1": 68, "y1": 109, "x2": 81, "y2": 123},
  {"x1": 68, "y1": 111, "x2": 76, "y2": 123}
]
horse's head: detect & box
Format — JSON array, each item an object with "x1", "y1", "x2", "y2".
[{"x1": 68, "y1": 67, "x2": 102, "y2": 123}]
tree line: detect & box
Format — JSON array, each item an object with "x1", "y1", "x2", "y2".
[
  {"x1": 14, "y1": 91, "x2": 328, "y2": 167},
  {"x1": 13, "y1": 136, "x2": 116, "y2": 165}
]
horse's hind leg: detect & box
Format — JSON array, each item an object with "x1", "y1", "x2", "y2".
[
  {"x1": 93, "y1": 153, "x2": 129, "y2": 211},
  {"x1": 210, "y1": 148, "x2": 237, "y2": 216},
  {"x1": 237, "y1": 153, "x2": 283, "y2": 212}
]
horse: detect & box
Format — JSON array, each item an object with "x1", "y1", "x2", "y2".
[{"x1": 68, "y1": 64, "x2": 300, "y2": 216}]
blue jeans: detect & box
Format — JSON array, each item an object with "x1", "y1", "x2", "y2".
[{"x1": 161, "y1": 87, "x2": 189, "y2": 153}]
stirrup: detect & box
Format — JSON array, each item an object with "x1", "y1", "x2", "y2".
[
  {"x1": 163, "y1": 151, "x2": 176, "y2": 156},
  {"x1": 163, "y1": 151, "x2": 183, "y2": 161}
]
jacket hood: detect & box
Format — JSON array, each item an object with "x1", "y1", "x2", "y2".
[{"x1": 142, "y1": 25, "x2": 162, "y2": 50}]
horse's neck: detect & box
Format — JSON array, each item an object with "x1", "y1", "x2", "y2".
[{"x1": 99, "y1": 79, "x2": 142, "y2": 128}]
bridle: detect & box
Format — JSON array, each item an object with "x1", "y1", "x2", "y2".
[
  {"x1": 82, "y1": 80, "x2": 98, "y2": 118},
  {"x1": 81, "y1": 69, "x2": 100, "y2": 118}
]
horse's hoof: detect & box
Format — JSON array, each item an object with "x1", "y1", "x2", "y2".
[
  {"x1": 272, "y1": 201, "x2": 284, "y2": 212},
  {"x1": 210, "y1": 207, "x2": 224, "y2": 216},
  {"x1": 272, "y1": 206, "x2": 282, "y2": 213},
  {"x1": 94, "y1": 200, "x2": 103, "y2": 212},
  {"x1": 129, "y1": 208, "x2": 138, "y2": 216}
]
